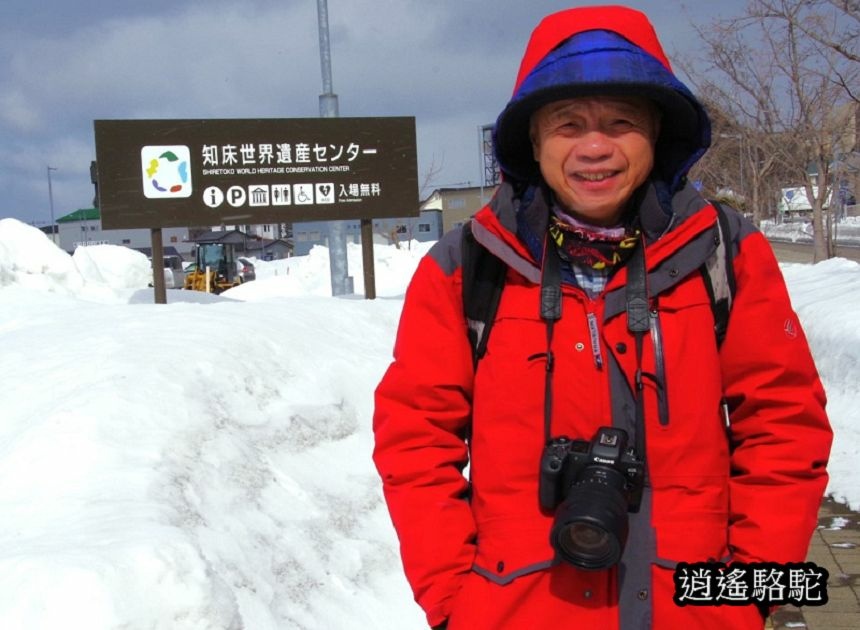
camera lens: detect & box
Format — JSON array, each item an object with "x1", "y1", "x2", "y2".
[
  {"x1": 549, "y1": 471, "x2": 629, "y2": 570},
  {"x1": 554, "y1": 518, "x2": 619, "y2": 569},
  {"x1": 566, "y1": 522, "x2": 611, "y2": 551}
]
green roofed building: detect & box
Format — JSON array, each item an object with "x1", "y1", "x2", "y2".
[
  {"x1": 54, "y1": 207, "x2": 193, "y2": 256},
  {"x1": 56, "y1": 208, "x2": 101, "y2": 224}
]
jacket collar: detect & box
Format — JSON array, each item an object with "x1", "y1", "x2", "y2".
[{"x1": 472, "y1": 181, "x2": 713, "y2": 281}]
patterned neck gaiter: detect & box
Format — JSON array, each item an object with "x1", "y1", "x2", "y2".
[{"x1": 548, "y1": 207, "x2": 641, "y2": 270}]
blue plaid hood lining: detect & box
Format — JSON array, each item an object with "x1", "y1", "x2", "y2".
[{"x1": 493, "y1": 29, "x2": 711, "y2": 192}]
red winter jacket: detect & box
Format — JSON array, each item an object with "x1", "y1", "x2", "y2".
[{"x1": 374, "y1": 7, "x2": 831, "y2": 630}]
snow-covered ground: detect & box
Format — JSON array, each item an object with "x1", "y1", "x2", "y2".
[{"x1": 0, "y1": 217, "x2": 857, "y2": 629}]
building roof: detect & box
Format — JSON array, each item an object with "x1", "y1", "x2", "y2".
[
  {"x1": 422, "y1": 185, "x2": 487, "y2": 200},
  {"x1": 243, "y1": 238, "x2": 293, "y2": 253},
  {"x1": 57, "y1": 208, "x2": 99, "y2": 223},
  {"x1": 434, "y1": 186, "x2": 485, "y2": 193},
  {"x1": 419, "y1": 184, "x2": 498, "y2": 212},
  {"x1": 133, "y1": 246, "x2": 184, "y2": 259},
  {"x1": 191, "y1": 229, "x2": 250, "y2": 244}
]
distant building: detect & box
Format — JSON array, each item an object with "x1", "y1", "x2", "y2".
[
  {"x1": 222, "y1": 223, "x2": 289, "y2": 241},
  {"x1": 420, "y1": 185, "x2": 498, "y2": 233},
  {"x1": 64, "y1": 183, "x2": 494, "y2": 259},
  {"x1": 55, "y1": 208, "x2": 193, "y2": 256},
  {"x1": 37, "y1": 224, "x2": 58, "y2": 239},
  {"x1": 243, "y1": 238, "x2": 293, "y2": 261},
  {"x1": 778, "y1": 187, "x2": 831, "y2": 221},
  {"x1": 290, "y1": 210, "x2": 444, "y2": 257},
  {"x1": 190, "y1": 228, "x2": 293, "y2": 260},
  {"x1": 366, "y1": 209, "x2": 444, "y2": 251}
]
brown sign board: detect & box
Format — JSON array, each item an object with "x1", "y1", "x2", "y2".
[{"x1": 93, "y1": 117, "x2": 418, "y2": 230}]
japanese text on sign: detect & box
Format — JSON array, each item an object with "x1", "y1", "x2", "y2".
[{"x1": 201, "y1": 142, "x2": 376, "y2": 167}]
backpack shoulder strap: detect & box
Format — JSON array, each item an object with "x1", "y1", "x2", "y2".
[
  {"x1": 700, "y1": 201, "x2": 738, "y2": 348},
  {"x1": 462, "y1": 221, "x2": 507, "y2": 367},
  {"x1": 462, "y1": 201, "x2": 738, "y2": 358}
]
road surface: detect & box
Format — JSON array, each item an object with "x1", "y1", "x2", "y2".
[{"x1": 768, "y1": 239, "x2": 860, "y2": 264}]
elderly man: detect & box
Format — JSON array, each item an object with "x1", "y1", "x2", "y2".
[{"x1": 373, "y1": 5, "x2": 832, "y2": 629}]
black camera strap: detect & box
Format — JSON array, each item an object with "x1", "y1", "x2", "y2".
[
  {"x1": 535, "y1": 237, "x2": 562, "y2": 445},
  {"x1": 625, "y1": 238, "x2": 650, "y2": 461},
  {"x1": 536, "y1": 235, "x2": 649, "y2": 456}
]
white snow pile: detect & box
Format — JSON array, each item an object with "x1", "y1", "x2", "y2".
[
  {"x1": 0, "y1": 218, "x2": 150, "y2": 294},
  {"x1": 0, "y1": 217, "x2": 857, "y2": 630}
]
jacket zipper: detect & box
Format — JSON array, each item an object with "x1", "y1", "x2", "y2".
[
  {"x1": 586, "y1": 312, "x2": 604, "y2": 370},
  {"x1": 649, "y1": 308, "x2": 670, "y2": 426}
]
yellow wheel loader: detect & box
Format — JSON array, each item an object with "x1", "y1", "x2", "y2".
[{"x1": 183, "y1": 243, "x2": 243, "y2": 294}]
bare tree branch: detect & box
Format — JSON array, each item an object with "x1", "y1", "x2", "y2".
[
  {"x1": 684, "y1": 0, "x2": 857, "y2": 260},
  {"x1": 419, "y1": 154, "x2": 445, "y2": 200}
]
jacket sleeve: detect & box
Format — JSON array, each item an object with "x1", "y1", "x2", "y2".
[
  {"x1": 720, "y1": 230, "x2": 832, "y2": 564},
  {"x1": 373, "y1": 250, "x2": 477, "y2": 627}
]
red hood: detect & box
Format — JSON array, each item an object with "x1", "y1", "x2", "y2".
[
  {"x1": 511, "y1": 6, "x2": 672, "y2": 95},
  {"x1": 493, "y1": 5, "x2": 710, "y2": 189}
]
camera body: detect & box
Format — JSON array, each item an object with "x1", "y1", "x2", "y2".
[
  {"x1": 539, "y1": 426, "x2": 644, "y2": 512},
  {"x1": 538, "y1": 426, "x2": 645, "y2": 570}
]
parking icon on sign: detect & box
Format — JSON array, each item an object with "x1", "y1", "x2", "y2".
[{"x1": 227, "y1": 186, "x2": 247, "y2": 207}]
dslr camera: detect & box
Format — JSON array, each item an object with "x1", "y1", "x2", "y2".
[{"x1": 539, "y1": 426, "x2": 644, "y2": 570}]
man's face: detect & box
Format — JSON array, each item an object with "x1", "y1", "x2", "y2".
[{"x1": 530, "y1": 96, "x2": 659, "y2": 225}]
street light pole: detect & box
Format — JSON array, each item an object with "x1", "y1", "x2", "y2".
[
  {"x1": 47, "y1": 166, "x2": 58, "y2": 245},
  {"x1": 316, "y1": 0, "x2": 350, "y2": 296}
]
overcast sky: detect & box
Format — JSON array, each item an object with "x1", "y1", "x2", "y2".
[{"x1": 0, "y1": 0, "x2": 745, "y2": 226}]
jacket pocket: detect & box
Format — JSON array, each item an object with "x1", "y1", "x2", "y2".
[
  {"x1": 654, "y1": 515, "x2": 732, "y2": 568},
  {"x1": 651, "y1": 516, "x2": 763, "y2": 630},
  {"x1": 471, "y1": 516, "x2": 555, "y2": 585}
]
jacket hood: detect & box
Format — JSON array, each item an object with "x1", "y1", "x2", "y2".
[{"x1": 493, "y1": 5, "x2": 711, "y2": 192}]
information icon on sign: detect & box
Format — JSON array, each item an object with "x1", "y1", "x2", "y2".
[{"x1": 203, "y1": 186, "x2": 224, "y2": 208}]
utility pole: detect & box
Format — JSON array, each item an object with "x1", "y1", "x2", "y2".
[
  {"x1": 47, "y1": 166, "x2": 58, "y2": 245},
  {"x1": 317, "y1": 0, "x2": 350, "y2": 296}
]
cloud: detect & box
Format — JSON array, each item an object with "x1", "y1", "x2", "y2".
[
  {"x1": 0, "y1": 0, "x2": 515, "y2": 220},
  {"x1": 3, "y1": 4, "x2": 321, "y2": 120},
  {"x1": 0, "y1": 89, "x2": 40, "y2": 132},
  {"x1": 0, "y1": 0, "x2": 711, "y2": 223}
]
